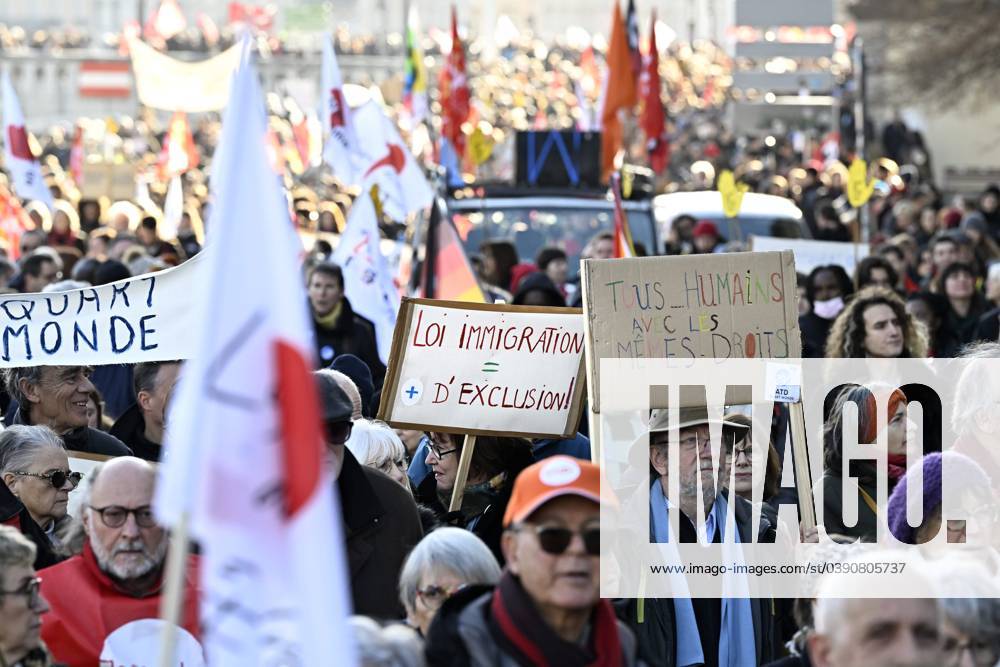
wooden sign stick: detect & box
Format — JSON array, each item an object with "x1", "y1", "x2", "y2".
[
  {"x1": 449, "y1": 434, "x2": 478, "y2": 512},
  {"x1": 788, "y1": 402, "x2": 816, "y2": 532}
]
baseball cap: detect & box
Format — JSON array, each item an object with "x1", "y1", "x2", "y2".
[
  {"x1": 313, "y1": 370, "x2": 354, "y2": 422},
  {"x1": 503, "y1": 456, "x2": 602, "y2": 527}
]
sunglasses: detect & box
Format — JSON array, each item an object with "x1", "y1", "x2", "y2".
[
  {"x1": 11, "y1": 469, "x2": 83, "y2": 489},
  {"x1": 325, "y1": 420, "x2": 353, "y2": 445},
  {"x1": 519, "y1": 523, "x2": 601, "y2": 556}
]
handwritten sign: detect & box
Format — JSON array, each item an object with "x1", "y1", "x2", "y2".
[
  {"x1": 750, "y1": 235, "x2": 870, "y2": 275},
  {"x1": 581, "y1": 251, "x2": 800, "y2": 411},
  {"x1": 0, "y1": 253, "x2": 205, "y2": 367},
  {"x1": 378, "y1": 298, "x2": 587, "y2": 438}
]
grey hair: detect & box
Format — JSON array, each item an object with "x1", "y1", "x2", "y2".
[
  {"x1": 350, "y1": 616, "x2": 426, "y2": 667},
  {"x1": 3, "y1": 367, "x2": 45, "y2": 409},
  {"x1": 398, "y1": 527, "x2": 501, "y2": 613},
  {"x1": 0, "y1": 424, "x2": 65, "y2": 473},
  {"x1": 953, "y1": 342, "x2": 1000, "y2": 438},
  {"x1": 938, "y1": 563, "x2": 1000, "y2": 647},
  {"x1": 346, "y1": 420, "x2": 406, "y2": 471},
  {"x1": 316, "y1": 368, "x2": 362, "y2": 420},
  {"x1": 0, "y1": 524, "x2": 36, "y2": 572}
]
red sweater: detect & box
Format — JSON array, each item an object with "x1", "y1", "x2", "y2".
[{"x1": 40, "y1": 542, "x2": 201, "y2": 666}]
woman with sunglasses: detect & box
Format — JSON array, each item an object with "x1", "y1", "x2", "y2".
[
  {"x1": 426, "y1": 456, "x2": 643, "y2": 666},
  {"x1": 0, "y1": 426, "x2": 80, "y2": 564},
  {"x1": 0, "y1": 524, "x2": 53, "y2": 667},
  {"x1": 415, "y1": 432, "x2": 534, "y2": 565}
]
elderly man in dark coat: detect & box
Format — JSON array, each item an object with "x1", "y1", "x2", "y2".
[{"x1": 314, "y1": 370, "x2": 423, "y2": 618}]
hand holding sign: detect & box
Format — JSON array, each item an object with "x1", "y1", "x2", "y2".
[
  {"x1": 847, "y1": 158, "x2": 876, "y2": 208},
  {"x1": 718, "y1": 170, "x2": 749, "y2": 219}
]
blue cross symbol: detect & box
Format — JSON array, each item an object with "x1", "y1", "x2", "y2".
[{"x1": 405, "y1": 385, "x2": 419, "y2": 399}]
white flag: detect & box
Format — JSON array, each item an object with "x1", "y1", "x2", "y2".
[
  {"x1": 155, "y1": 49, "x2": 356, "y2": 667},
  {"x1": 352, "y1": 101, "x2": 434, "y2": 221},
  {"x1": 1, "y1": 73, "x2": 52, "y2": 206},
  {"x1": 321, "y1": 35, "x2": 363, "y2": 184},
  {"x1": 161, "y1": 175, "x2": 183, "y2": 241},
  {"x1": 331, "y1": 192, "x2": 400, "y2": 364}
]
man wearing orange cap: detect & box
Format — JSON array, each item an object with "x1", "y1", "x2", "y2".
[{"x1": 424, "y1": 455, "x2": 644, "y2": 666}]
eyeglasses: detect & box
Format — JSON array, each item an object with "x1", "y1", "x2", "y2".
[
  {"x1": 733, "y1": 443, "x2": 752, "y2": 464},
  {"x1": 518, "y1": 523, "x2": 601, "y2": 556},
  {"x1": 89, "y1": 505, "x2": 157, "y2": 528},
  {"x1": 11, "y1": 469, "x2": 83, "y2": 489},
  {"x1": 425, "y1": 434, "x2": 458, "y2": 461},
  {"x1": 415, "y1": 583, "x2": 465, "y2": 609},
  {"x1": 0, "y1": 577, "x2": 42, "y2": 605},
  {"x1": 324, "y1": 420, "x2": 353, "y2": 445},
  {"x1": 944, "y1": 636, "x2": 999, "y2": 667}
]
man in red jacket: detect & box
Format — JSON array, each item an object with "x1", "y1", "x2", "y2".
[{"x1": 39, "y1": 456, "x2": 202, "y2": 666}]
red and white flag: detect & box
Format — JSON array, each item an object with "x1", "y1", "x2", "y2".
[
  {"x1": 69, "y1": 124, "x2": 85, "y2": 186},
  {"x1": 1, "y1": 73, "x2": 52, "y2": 207},
  {"x1": 352, "y1": 100, "x2": 433, "y2": 221},
  {"x1": 154, "y1": 49, "x2": 356, "y2": 667},
  {"x1": 611, "y1": 173, "x2": 635, "y2": 258},
  {"x1": 321, "y1": 35, "x2": 362, "y2": 185}
]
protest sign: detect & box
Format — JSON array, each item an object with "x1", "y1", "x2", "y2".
[
  {"x1": 581, "y1": 250, "x2": 800, "y2": 413},
  {"x1": 67, "y1": 450, "x2": 113, "y2": 518},
  {"x1": 378, "y1": 298, "x2": 587, "y2": 438},
  {"x1": 0, "y1": 253, "x2": 205, "y2": 368},
  {"x1": 750, "y1": 235, "x2": 870, "y2": 275}
]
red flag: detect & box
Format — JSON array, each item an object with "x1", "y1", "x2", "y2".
[
  {"x1": 600, "y1": 1, "x2": 638, "y2": 179},
  {"x1": 611, "y1": 173, "x2": 635, "y2": 258},
  {"x1": 157, "y1": 112, "x2": 200, "y2": 180},
  {"x1": 0, "y1": 185, "x2": 34, "y2": 259},
  {"x1": 639, "y1": 10, "x2": 669, "y2": 174},
  {"x1": 439, "y1": 6, "x2": 470, "y2": 160}
]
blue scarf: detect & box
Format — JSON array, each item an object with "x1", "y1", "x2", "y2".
[{"x1": 649, "y1": 480, "x2": 757, "y2": 667}]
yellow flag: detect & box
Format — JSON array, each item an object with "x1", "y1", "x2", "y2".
[
  {"x1": 847, "y1": 158, "x2": 876, "y2": 208},
  {"x1": 718, "y1": 170, "x2": 749, "y2": 219},
  {"x1": 469, "y1": 127, "x2": 494, "y2": 166}
]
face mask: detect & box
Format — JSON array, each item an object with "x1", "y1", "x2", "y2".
[{"x1": 813, "y1": 296, "x2": 845, "y2": 320}]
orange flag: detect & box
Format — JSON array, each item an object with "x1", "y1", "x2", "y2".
[{"x1": 600, "y1": 0, "x2": 638, "y2": 180}]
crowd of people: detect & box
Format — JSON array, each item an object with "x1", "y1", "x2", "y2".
[{"x1": 0, "y1": 15, "x2": 999, "y2": 667}]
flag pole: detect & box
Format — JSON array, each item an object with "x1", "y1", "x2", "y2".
[{"x1": 157, "y1": 510, "x2": 191, "y2": 667}]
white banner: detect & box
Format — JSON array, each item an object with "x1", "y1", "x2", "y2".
[
  {"x1": 379, "y1": 299, "x2": 587, "y2": 438},
  {"x1": 750, "y1": 235, "x2": 869, "y2": 276},
  {"x1": 129, "y1": 37, "x2": 241, "y2": 112},
  {"x1": 0, "y1": 254, "x2": 205, "y2": 368}
]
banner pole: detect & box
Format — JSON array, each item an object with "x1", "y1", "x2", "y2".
[
  {"x1": 157, "y1": 510, "x2": 191, "y2": 667},
  {"x1": 449, "y1": 434, "x2": 477, "y2": 512}
]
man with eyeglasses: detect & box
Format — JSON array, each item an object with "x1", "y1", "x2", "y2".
[
  {"x1": 426, "y1": 455, "x2": 644, "y2": 666},
  {"x1": 626, "y1": 404, "x2": 777, "y2": 667},
  {"x1": 314, "y1": 371, "x2": 422, "y2": 619},
  {"x1": 0, "y1": 524, "x2": 52, "y2": 667},
  {"x1": 3, "y1": 366, "x2": 132, "y2": 457},
  {"x1": 38, "y1": 456, "x2": 202, "y2": 665}
]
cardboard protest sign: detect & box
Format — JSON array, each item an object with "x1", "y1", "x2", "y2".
[
  {"x1": 581, "y1": 251, "x2": 800, "y2": 412},
  {"x1": 0, "y1": 253, "x2": 205, "y2": 367},
  {"x1": 80, "y1": 160, "x2": 136, "y2": 200},
  {"x1": 378, "y1": 298, "x2": 587, "y2": 438},
  {"x1": 750, "y1": 235, "x2": 870, "y2": 275}
]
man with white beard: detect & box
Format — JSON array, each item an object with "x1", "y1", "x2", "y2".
[{"x1": 38, "y1": 457, "x2": 203, "y2": 664}]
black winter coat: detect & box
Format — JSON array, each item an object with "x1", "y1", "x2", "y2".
[
  {"x1": 11, "y1": 410, "x2": 131, "y2": 457},
  {"x1": 311, "y1": 296, "x2": 386, "y2": 387}
]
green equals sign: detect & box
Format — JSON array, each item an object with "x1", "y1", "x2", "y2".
[{"x1": 482, "y1": 361, "x2": 500, "y2": 373}]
